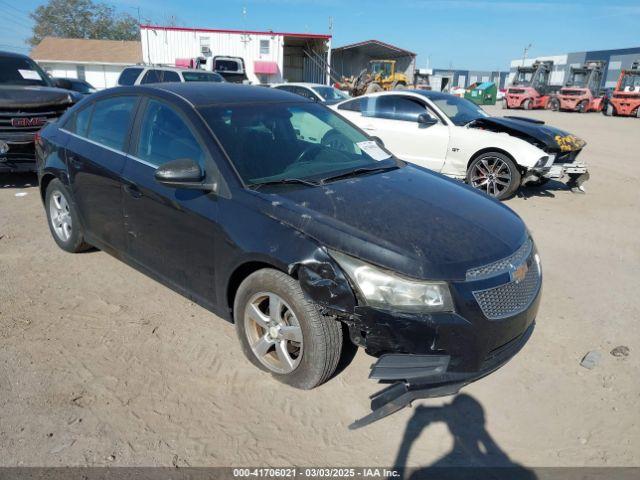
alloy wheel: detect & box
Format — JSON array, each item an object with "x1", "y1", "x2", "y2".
[
  {"x1": 244, "y1": 292, "x2": 303, "y2": 374},
  {"x1": 470, "y1": 157, "x2": 513, "y2": 198},
  {"x1": 49, "y1": 190, "x2": 73, "y2": 242}
]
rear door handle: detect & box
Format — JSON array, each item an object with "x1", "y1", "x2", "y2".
[{"x1": 124, "y1": 184, "x2": 143, "y2": 199}]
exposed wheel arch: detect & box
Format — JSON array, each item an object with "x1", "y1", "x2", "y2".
[
  {"x1": 39, "y1": 173, "x2": 56, "y2": 202},
  {"x1": 467, "y1": 147, "x2": 522, "y2": 173},
  {"x1": 227, "y1": 261, "x2": 287, "y2": 319}
]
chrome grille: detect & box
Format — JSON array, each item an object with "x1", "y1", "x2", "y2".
[
  {"x1": 0, "y1": 106, "x2": 69, "y2": 134},
  {"x1": 466, "y1": 238, "x2": 532, "y2": 281},
  {"x1": 473, "y1": 257, "x2": 541, "y2": 320}
]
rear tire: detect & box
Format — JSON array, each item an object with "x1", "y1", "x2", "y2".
[
  {"x1": 45, "y1": 178, "x2": 91, "y2": 253},
  {"x1": 577, "y1": 100, "x2": 588, "y2": 113},
  {"x1": 234, "y1": 268, "x2": 343, "y2": 390},
  {"x1": 523, "y1": 99, "x2": 532, "y2": 110},
  {"x1": 467, "y1": 152, "x2": 521, "y2": 200},
  {"x1": 547, "y1": 98, "x2": 560, "y2": 111},
  {"x1": 604, "y1": 103, "x2": 614, "y2": 116},
  {"x1": 365, "y1": 83, "x2": 383, "y2": 94},
  {"x1": 502, "y1": 99, "x2": 509, "y2": 109}
]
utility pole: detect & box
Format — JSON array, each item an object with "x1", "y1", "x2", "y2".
[{"x1": 522, "y1": 43, "x2": 532, "y2": 67}]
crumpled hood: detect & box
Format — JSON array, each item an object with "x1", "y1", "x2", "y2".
[
  {"x1": 254, "y1": 165, "x2": 528, "y2": 281},
  {"x1": 0, "y1": 86, "x2": 76, "y2": 109},
  {"x1": 471, "y1": 116, "x2": 586, "y2": 153}
]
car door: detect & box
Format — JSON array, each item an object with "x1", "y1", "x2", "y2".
[
  {"x1": 63, "y1": 95, "x2": 139, "y2": 251},
  {"x1": 359, "y1": 95, "x2": 449, "y2": 172},
  {"x1": 121, "y1": 97, "x2": 223, "y2": 307}
]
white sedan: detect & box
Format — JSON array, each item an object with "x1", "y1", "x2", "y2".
[{"x1": 331, "y1": 90, "x2": 588, "y2": 199}]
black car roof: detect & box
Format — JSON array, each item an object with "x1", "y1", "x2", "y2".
[
  {"x1": 145, "y1": 82, "x2": 312, "y2": 107},
  {"x1": 0, "y1": 50, "x2": 29, "y2": 59}
]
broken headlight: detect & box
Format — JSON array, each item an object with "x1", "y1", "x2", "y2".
[
  {"x1": 534, "y1": 155, "x2": 555, "y2": 169},
  {"x1": 329, "y1": 250, "x2": 454, "y2": 313}
]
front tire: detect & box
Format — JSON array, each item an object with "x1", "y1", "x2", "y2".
[
  {"x1": 604, "y1": 103, "x2": 614, "y2": 116},
  {"x1": 45, "y1": 179, "x2": 90, "y2": 253},
  {"x1": 234, "y1": 269, "x2": 343, "y2": 390},
  {"x1": 467, "y1": 152, "x2": 521, "y2": 200},
  {"x1": 577, "y1": 100, "x2": 588, "y2": 113},
  {"x1": 547, "y1": 98, "x2": 560, "y2": 111},
  {"x1": 522, "y1": 99, "x2": 532, "y2": 110}
]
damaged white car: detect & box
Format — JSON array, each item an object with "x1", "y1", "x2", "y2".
[{"x1": 332, "y1": 90, "x2": 589, "y2": 199}]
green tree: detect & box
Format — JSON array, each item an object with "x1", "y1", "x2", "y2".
[{"x1": 29, "y1": 0, "x2": 139, "y2": 46}]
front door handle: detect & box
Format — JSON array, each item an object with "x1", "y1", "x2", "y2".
[
  {"x1": 362, "y1": 125, "x2": 376, "y2": 131},
  {"x1": 124, "y1": 184, "x2": 143, "y2": 199}
]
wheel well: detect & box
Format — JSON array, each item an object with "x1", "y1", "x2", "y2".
[
  {"x1": 39, "y1": 173, "x2": 56, "y2": 202},
  {"x1": 226, "y1": 261, "x2": 287, "y2": 317},
  {"x1": 467, "y1": 148, "x2": 519, "y2": 172}
]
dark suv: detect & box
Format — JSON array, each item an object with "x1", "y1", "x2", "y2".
[
  {"x1": 36, "y1": 83, "x2": 541, "y2": 427},
  {"x1": 0, "y1": 51, "x2": 80, "y2": 173}
]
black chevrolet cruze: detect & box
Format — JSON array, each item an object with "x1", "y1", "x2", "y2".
[{"x1": 36, "y1": 83, "x2": 541, "y2": 427}]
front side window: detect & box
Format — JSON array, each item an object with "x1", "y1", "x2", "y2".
[
  {"x1": 87, "y1": 96, "x2": 137, "y2": 150},
  {"x1": 0, "y1": 55, "x2": 51, "y2": 87},
  {"x1": 136, "y1": 100, "x2": 205, "y2": 167},
  {"x1": 199, "y1": 102, "x2": 396, "y2": 185},
  {"x1": 430, "y1": 95, "x2": 489, "y2": 126},
  {"x1": 363, "y1": 96, "x2": 426, "y2": 122},
  {"x1": 118, "y1": 67, "x2": 143, "y2": 86}
]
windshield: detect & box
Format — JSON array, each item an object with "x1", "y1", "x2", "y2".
[
  {"x1": 431, "y1": 96, "x2": 489, "y2": 126},
  {"x1": 311, "y1": 86, "x2": 349, "y2": 101},
  {"x1": 0, "y1": 55, "x2": 51, "y2": 87},
  {"x1": 620, "y1": 72, "x2": 640, "y2": 91},
  {"x1": 182, "y1": 71, "x2": 224, "y2": 82},
  {"x1": 567, "y1": 70, "x2": 588, "y2": 87},
  {"x1": 199, "y1": 102, "x2": 397, "y2": 185},
  {"x1": 513, "y1": 69, "x2": 534, "y2": 85},
  {"x1": 70, "y1": 80, "x2": 96, "y2": 94}
]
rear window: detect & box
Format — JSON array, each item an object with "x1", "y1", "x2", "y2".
[
  {"x1": 214, "y1": 59, "x2": 241, "y2": 73},
  {"x1": 181, "y1": 71, "x2": 224, "y2": 82},
  {"x1": 141, "y1": 69, "x2": 181, "y2": 84},
  {"x1": 118, "y1": 68, "x2": 143, "y2": 86},
  {"x1": 338, "y1": 98, "x2": 362, "y2": 112}
]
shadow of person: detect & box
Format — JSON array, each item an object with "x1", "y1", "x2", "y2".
[{"x1": 393, "y1": 394, "x2": 537, "y2": 480}]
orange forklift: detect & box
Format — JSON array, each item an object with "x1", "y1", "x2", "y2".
[
  {"x1": 504, "y1": 60, "x2": 554, "y2": 110},
  {"x1": 604, "y1": 61, "x2": 640, "y2": 117},
  {"x1": 548, "y1": 61, "x2": 605, "y2": 113}
]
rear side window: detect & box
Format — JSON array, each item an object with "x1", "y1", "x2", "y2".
[
  {"x1": 136, "y1": 99, "x2": 205, "y2": 167},
  {"x1": 69, "y1": 104, "x2": 94, "y2": 136},
  {"x1": 293, "y1": 87, "x2": 317, "y2": 101},
  {"x1": 338, "y1": 98, "x2": 362, "y2": 112},
  {"x1": 87, "y1": 96, "x2": 137, "y2": 150},
  {"x1": 118, "y1": 68, "x2": 143, "y2": 86},
  {"x1": 141, "y1": 69, "x2": 181, "y2": 84}
]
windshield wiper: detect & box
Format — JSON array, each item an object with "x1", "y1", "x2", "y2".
[
  {"x1": 249, "y1": 178, "x2": 320, "y2": 190},
  {"x1": 320, "y1": 165, "x2": 399, "y2": 184}
]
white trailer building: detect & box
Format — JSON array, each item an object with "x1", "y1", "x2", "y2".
[{"x1": 140, "y1": 24, "x2": 332, "y2": 85}]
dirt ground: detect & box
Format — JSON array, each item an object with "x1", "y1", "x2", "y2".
[{"x1": 0, "y1": 106, "x2": 638, "y2": 469}]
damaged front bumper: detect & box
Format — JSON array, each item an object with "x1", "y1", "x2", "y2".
[
  {"x1": 350, "y1": 321, "x2": 534, "y2": 429},
  {"x1": 523, "y1": 151, "x2": 590, "y2": 192}
]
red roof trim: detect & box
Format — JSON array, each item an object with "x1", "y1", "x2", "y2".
[
  {"x1": 333, "y1": 39, "x2": 415, "y2": 56},
  {"x1": 140, "y1": 24, "x2": 331, "y2": 40}
]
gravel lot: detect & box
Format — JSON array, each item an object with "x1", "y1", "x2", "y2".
[{"x1": 0, "y1": 106, "x2": 638, "y2": 469}]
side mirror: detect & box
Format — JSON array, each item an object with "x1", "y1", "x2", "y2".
[
  {"x1": 417, "y1": 113, "x2": 438, "y2": 127},
  {"x1": 154, "y1": 158, "x2": 212, "y2": 190},
  {"x1": 53, "y1": 78, "x2": 72, "y2": 90}
]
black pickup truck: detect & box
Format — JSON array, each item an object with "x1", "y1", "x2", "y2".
[{"x1": 0, "y1": 51, "x2": 81, "y2": 173}]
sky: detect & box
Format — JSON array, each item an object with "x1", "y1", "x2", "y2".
[{"x1": 1, "y1": 0, "x2": 640, "y2": 71}]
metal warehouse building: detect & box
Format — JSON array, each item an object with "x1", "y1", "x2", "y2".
[
  {"x1": 140, "y1": 25, "x2": 332, "y2": 85},
  {"x1": 508, "y1": 46, "x2": 640, "y2": 89},
  {"x1": 331, "y1": 40, "x2": 416, "y2": 83},
  {"x1": 428, "y1": 68, "x2": 509, "y2": 91}
]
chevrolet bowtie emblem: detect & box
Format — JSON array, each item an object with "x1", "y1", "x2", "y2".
[{"x1": 510, "y1": 262, "x2": 529, "y2": 283}]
